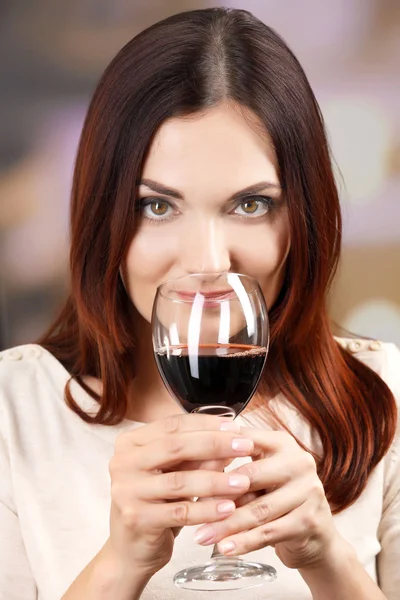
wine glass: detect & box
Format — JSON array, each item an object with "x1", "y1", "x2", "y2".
[{"x1": 151, "y1": 272, "x2": 277, "y2": 591}]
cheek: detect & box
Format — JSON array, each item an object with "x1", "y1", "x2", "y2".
[
  {"x1": 127, "y1": 233, "x2": 169, "y2": 279},
  {"x1": 123, "y1": 228, "x2": 177, "y2": 320},
  {"x1": 230, "y1": 221, "x2": 290, "y2": 307}
]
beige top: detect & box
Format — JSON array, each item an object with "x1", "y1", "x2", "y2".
[{"x1": 0, "y1": 340, "x2": 399, "y2": 600}]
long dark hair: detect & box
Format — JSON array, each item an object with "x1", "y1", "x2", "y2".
[{"x1": 39, "y1": 7, "x2": 397, "y2": 513}]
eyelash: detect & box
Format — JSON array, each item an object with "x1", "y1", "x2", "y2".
[{"x1": 137, "y1": 195, "x2": 277, "y2": 224}]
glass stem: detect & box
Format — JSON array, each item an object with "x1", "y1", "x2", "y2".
[{"x1": 210, "y1": 452, "x2": 234, "y2": 561}]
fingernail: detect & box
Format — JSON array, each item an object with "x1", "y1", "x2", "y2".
[
  {"x1": 219, "y1": 540, "x2": 236, "y2": 554},
  {"x1": 194, "y1": 526, "x2": 214, "y2": 545},
  {"x1": 217, "y1": 500, "x2": 235, "y2": 514},
  {"x1": 220, "y1": 421, "x2": 241, "y2": 432},
  {"x1": 232, "y1": 438, "x2": 253, "y2": 453},
  {"x1": 229, "y1": 474, "x2": 250, "y2": 488}
]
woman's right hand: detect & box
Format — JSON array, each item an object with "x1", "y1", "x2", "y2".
[{"x1": 107, "y1": 413, "x2": 253, "y2": 580}]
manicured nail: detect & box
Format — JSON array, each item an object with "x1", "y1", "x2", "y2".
[
  {"x1": 219, "y1": 540, "x2": 236, "y2": 554},
  {"x1": 229, "y1": 474, "x2": 250, "y2": 488},
  {"x1": 217, "y1": 500, "x2": 235, "y2": 514},
  {"x1": 231, "y1": 438, "x2": 253, "y2": 453},
  {"x1": 220, "y1": 421, "x2": 241, "y2": 432},
  {"x1": 194, "y1": 526, "x2": 214, "y2": 545}
]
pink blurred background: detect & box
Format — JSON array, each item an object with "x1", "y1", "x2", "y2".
[{"x1": 1, "y1": 0, "x2": 399, "y2": 350}]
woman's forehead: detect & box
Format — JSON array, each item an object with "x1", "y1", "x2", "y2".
[{"x1": 141, "y1": 103, "x2": 280, "y2": 193}]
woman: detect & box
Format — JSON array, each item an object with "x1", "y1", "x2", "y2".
[{"x1": 0, "y1": 7, "x2": 399, "y2": 600}]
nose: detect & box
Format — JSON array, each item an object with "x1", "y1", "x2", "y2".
[{"x1": 181, "y1": 216, "x2": 231, "y2": 274}]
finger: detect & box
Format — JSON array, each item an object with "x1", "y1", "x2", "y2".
[
  {"x1": 230, "y1": 456, "x2": 291, "y2": 491},
  {"x1": 197, "y1": 458, "x2": 233, "y2": 471},
  {"x1": 216, "y1": 500, "x2": 319, "y2": 557},
  {"x1": 230, "y1": 451, "x2": 317, "y2": 491},
  {"x1": 133, "y1": 431, "x2": 254, "y2": 471},
  {"x1": 139, "y1": 469, "x2": 251, "y2": 501},
  {"x1": 130, "y1": 497, "x2": 239, "y2": 532},
  {"x1": 235, "y1": 491, "x2": 260, "y2": 507},
  {"x1": 196, "y1": 489, "x2": 262, "y2": 512},
  {"x1": 193, "y1": 480, "x2": 308, "y2": 546},
  {"x1": 196, "y1": 491, "x2": 241, "y2": 504},
  {"x1": 117, "y1": 414, "x2": 241, "y2": 448},
  {"x1": 177, "y1": 457, "x2": 231, "y2": 473},
  {"x1": 194, "y1": 489, "x2": 259, "y2": 506},
  {"x1": 239, "y1": 427, "x2": 299, "y2": 456}
]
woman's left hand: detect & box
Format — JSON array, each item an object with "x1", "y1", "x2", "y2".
[{"x1": 194, "y1": 427, "x2": 341, "y2": 570}]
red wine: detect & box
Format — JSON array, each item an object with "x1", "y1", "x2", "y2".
[{"x1": 155, "y1": 344, "x2": 267, "y2": 416}]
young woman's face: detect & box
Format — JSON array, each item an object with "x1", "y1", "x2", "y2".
[{"x1": 124, "y1": 102, "x2": 290, "y2": 323}]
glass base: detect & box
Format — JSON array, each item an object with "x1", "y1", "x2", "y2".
[{"x1": 173, "y1": 556, "x2": 277, "y2": 591}]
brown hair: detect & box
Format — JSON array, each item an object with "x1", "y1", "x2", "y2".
[{"x1": 39, "y1": 7, "x2": 397, "y2": 513}]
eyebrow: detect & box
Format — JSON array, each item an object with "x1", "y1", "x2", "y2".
[{"x1": 138, "y1": 178, "x2": 281, "y2": 200}]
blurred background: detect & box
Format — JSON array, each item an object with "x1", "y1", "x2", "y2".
[{"x1": 0, "y1": 0, "x2": 399, "y2": 350}]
